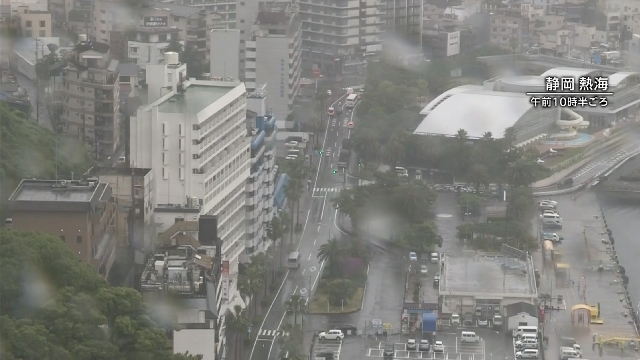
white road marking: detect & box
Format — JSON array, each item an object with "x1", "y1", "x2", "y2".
[
  {"x1": 302, "y1": 268, "x2": 306, "y2": 274},
  {"x1": 292, "y1": 285, "x2": 298, "y2": 295},
  {"x1": 308, "y1": 254, "x2": 312, "y2": 260},
  {"x1": 310, "y1": 266, "x2": 317, "y2": 272}
]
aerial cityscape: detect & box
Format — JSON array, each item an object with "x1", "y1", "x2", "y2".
[{"x1": 1, "y1": 0, "x2": 640, "y2": 359}]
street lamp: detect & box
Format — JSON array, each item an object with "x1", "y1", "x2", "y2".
[
  {"x1": 318, "y1": 223, "x2": 332, "y2": 240},
  {"x1": 327, "y1": 299, "x2": 330, "y2": 313},
  {"x1": 341, "y1": 299, "x2": 344, "y2": 312}
]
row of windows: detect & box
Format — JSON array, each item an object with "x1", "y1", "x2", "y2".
[
  {"x1": 204, "y1": 153, "x2": 249, "y2": 203},
  {"x1": 23, "y1": 29, "x2": 46, "y2": 37},
  {"x1": 24, "y1": 20, "x2": 46, "y2": 27},
  {"x1": 60, "y1": 235, "x2": 83, "y2": 243}
]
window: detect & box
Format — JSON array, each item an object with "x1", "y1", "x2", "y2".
[
  {"x1": 178, "y1": 138, "x2": 183, "y2": 150},
  {"x1": 77, "y1": 235, "x2": 82, "y2": 243},
  {"x1": 179, "y1": 123, "x2": 183, "y2": 136},
  {"x1": 39, "y1": 20, "x2": 45, "y2": 27},
  {"x1": 163, "y1": 167, "x2": 169, "y2": 179},
  {"x1": 60, "y1": 235, "x2": 65, "y2": 242},
  {"x1": 162, "y1": 152, "x2": 166, "y2": 164},
  {"x1": 26, "y1": 20, "x2": 32, "y2": 27},
  {"x1": 179, "y1": 168, "x2": 184, "y2": 180},
  {"x1": 130, "y1": 47, "x2": 138, "y2": 53},
  {"x1": 39, "y1": 30, "x2": 45, "y2": 37},
  {"x1": 162, "y1": 122, "x2": 167, "y2": 134}
]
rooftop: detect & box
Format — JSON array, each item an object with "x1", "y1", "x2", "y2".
[
  {"x1": 74, "y1": 40, "x2": 110, "y2": 54},
  {"x1": 540, "y1": 67, "x2": 600, "y2": 79},
  {"x1": 414, "y1": 89, "x2": 533, "y2": 139},
  {"x1": 134, "y1": 26, "x2": 181, "y2": 34},
  {"x1": 118, "y1": 63, "x2": 139, "y2": 77},
  {"x1": 88, "y1": 166, "x2": 151, "y2": 177},
  {"x1": 157, "y1": 85, "x2": 232, "y2": 114},
  {"x1": 441, "y1": 254, "x2": 537, "y2": 296},
  {"x1": 607, "y1": 71, "x2": 639, "y2": 87},
  {"x1": 173, "y1": 329, "x2": 217, "y2": 360},
  {"x1": 8, "y1": 179, "x2": 111, "y2": 213},
  {"x1": 148, "y1": 1, "x2": 202, "y2": 17}
]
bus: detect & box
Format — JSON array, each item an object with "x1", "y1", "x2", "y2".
[
  {"x1": 345, "y1": 94, "x2": 358, "y2": 108},
  {"x1": 287, "y1": 252, "x2": 301, "y2": 269}
]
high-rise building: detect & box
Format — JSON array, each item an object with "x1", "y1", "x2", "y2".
[
  {"x1": 243, "y1": 84, "x2": 277, "y2": 261},
  {"x1": 244, "y1": 1, "x2": 301, "y2": 122},
  {"x1": 385, "y1": 0, "x2": 423, "y2": 45},
  {"x1": 130, "y1": 52, "x2": 250, "y2": 312},
  {"x1": 128, "y1": 27, "x2": 183, "y2": 69},
  {"x1": 299, "y1": 0, "x2": 385, "y2": 75},
  {"x1": 61, "y1": 38, "x2": 121, "y2": 159}
]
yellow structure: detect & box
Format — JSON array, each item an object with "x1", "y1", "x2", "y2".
[
  {"x1": 571, "y1": 304, "x2": 603, "y2": 325},
  {"x1": 596, "y1": 334, "x2": 640, "y2": 349}
]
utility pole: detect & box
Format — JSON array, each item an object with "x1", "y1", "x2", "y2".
[{"x1": 35, "y1": 38, "x2": 40, "y2": 124}]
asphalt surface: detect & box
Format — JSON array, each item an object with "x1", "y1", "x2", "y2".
[
  {"x1": 249, "y1": 90, "x2": 359, "y2": 360},
  {"x1": 14, "y1": 71, "x2": 52, "y2": 129}
]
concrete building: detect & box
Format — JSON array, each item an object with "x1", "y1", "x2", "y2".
[
  {"x1": 49, "y1": 0, "x2": 91, "y2": 26},
  {"x1": 16, "y1": 6, "x2": 51, "y2": 38},
  {"x1": 439, "y1": 246, "x2": 538, "y2": 319},
  {"x1": 93, "y1": 0, "x2": 223, "y2": 65},
  {"x1": 298, "y1": 0, "x2": 384, "y2": 75},
  {"x1": 7, "y1": 179, "x2": 118, "y2": 278},
  {"x1": 209, "y1": 29, "x2": 240, "y2": 80},
  {"x1": 173, "y1": 0, "x2": 236, "y2": 30},
  {"x1": 118, "y1": 62, "x2": 139, "y2": 100},
  {"x1": 244, "y1": 1, "x2": 301, "y2": 121},
  {"x1": 489, "y1": 7, "x2": 530, "y2": 50},
  {"x1": 10, "y1": 36, "x2": 60, "y2": 80},
  {"x1": 61, "y1": 38, "x2": 121, "y2": 158},
  {"x1": 130, "y1": 54, "x2": 250, "y2": 321},
  {"x1": 9, "y1": 0, "x2": 47, "y2": 15},
  {"x1": 87, "y1": 167, "x2": 154, "y2": 252},
  {"x1": 243, "y1": 84, "x2": 277, "y2": 261},
  {"x1": 505, "y1": 301, "x2": 539, "y2": 332},
  {"x1": 128, "y1": 27, "x2": 182, "y2": 69},
  {"x1": 385, "y1": 0, "x2": 423, "y2": 45}
]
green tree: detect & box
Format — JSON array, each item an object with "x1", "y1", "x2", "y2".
[
  {"x1": 505, "y1": 158, "x2": 536, "y2": 188},
  {"x1": 266, "y1": 215, "x2": 285, "y2": 277},
  {"x1": 284, "y1": 178, "x2": 304, "y2": 241},
  {"x1": 327, "y1": 279, "x2": 356, "y2": 306},
  {"x1": 466, "y1": 164, "x2": 490, "y2": 193},
  {"x1": 317, "y1": 238, "x2": 343, "y2": 278},
  {"x1": 164, "y1": 40, "x2": 205, "y2": 79},
  {"x1": 225, "y1": 305, "x2": 250, "y2": 360},
  {"x1": 457, "y1": 193, "x2": 483, "y2": 214},
  {"x1": 384, "y1": 130, "x2": 409, "y2": 168},
  {"x1": 351, "y1": 128, "x2": 379, "y2": 168},
  {"x1": 238, "y1": 265, "x2": 264, "y2": 317},
  {"x1": 285, "y1": 294, "x2": 308, "y2": 327},
  {"x1": 343, "y1": 236, "x2": 371, "y2": 265},
  {"x1": 392, "y1": 184, "x2": 435, "y2": 223},
  {"x1": 503, "y1": 127, "x2": 517, "y2": 149},
  {"x1": 314, "y1": 91, "x2": 329, "y2": 126},
  {"x1": 399, "y1": 222, "x2": 443, "y2": 256},
  {"x1": 507, "y1": 186, "x2": 535, "y2": 222}
]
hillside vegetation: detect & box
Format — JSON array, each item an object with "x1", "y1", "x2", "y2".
[{"x1": 0, "y1": 103, "x2": 92, "y2": 218}]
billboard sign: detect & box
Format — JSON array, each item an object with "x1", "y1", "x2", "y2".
[
  {"x1": 221, "y1": 260, "x2": 229, "y2": 276},
  {"x1": 446, "y1": 31, "x2": 461, "y2": 57},
  {"x1": 143, "y1": 16, "x2": 168, "y2": 27}
]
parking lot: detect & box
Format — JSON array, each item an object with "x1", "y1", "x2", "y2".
[
  {"x1": 364, "y1": 331, "x2": 490, "y2": 360},
  {"x1": 313, "y1": 339, "x2": 342, "y2": 360}
]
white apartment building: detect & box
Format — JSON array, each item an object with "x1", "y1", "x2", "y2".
[
  {"x1": 9, "y1": 0, "x2": 46, "y2": 15},
  {"x1": 245, "y1": 2, "x2": 301, "y2": 122},
  {"x1": 130, "y1": 53, "x2": 251, "y2": 312},
  {"x1": 299, "y1": 0, "x2": 384, "y2": 75},
  {"x1": 243, "y1": 84, "x2": 277, "y2": 261},
  {"x1": 128, "y1": 27, "x2": 182, "y2": 69}
]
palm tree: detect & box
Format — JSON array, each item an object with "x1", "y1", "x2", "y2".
[
  {"x1": 503, "y1": 127, "x2": 517, "y2": 149},
  {"x1": 344, "y1": 236, "x2": 370, "y2": 265},
  {"x1": 351, "y1": 129, "x2": 379, "y2": 168},
  {"x1": 285, "y1": 294, "x2": 308, "y2": 327},
  {"x1": 384, "y1": 130, "x2": 408, "y2": 168},
  {"x1": 505, "y1": 158, "x2": 535, "y2": 188},
  {"x1": 482, "y1": 132, "x2": 493, "y2": 141},
  {"x1": 266, "y1": 215, "x2": 285, "y2": 279},
  {"x1": 237, "y1": 265, "x2": 263, "y2": 318},
  {"x1": 466, "y1": 164, "x2": 490, "y2": 193},
  {"x1": 317, "y1": 238, "x2": 343, "y2": 278},
  {"x1": 392, "y1": 184, "x2": 433, "y2": 223},
  {"x1": 226, "y1": 305, "x2": 250, "y2": 360},
  {"x1": 284, "y1": 178, "x2": 304, "y2": 244},
  {"x1": 456, "y1": 128, "x2": 468, "y2": 142}
]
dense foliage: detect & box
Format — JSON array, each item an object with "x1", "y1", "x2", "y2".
[
  {"x1": 0, "y1": 103, "x2": 93, "y2": 220},
  {"x1": 0, "y1": 230, "x2": 203, "y2": 360}
]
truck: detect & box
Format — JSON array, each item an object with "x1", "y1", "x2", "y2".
[{"x1": 337, "y1": 150, "x2": 350, "y2": 168}]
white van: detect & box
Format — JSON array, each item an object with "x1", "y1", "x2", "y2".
[
  {"x1": 460, "y1": 331, "x2": 479, "y2": 343},
  {"x1": 515, "y1": 338, "x2": 538, "y2": 349},
  {"x1": 450, "y1": 313, "x2": 460, "y2": 325},
  {"x1": 512, "y1": 326, "x2": 537, "y2": 338},
  {"x1": 395, "y1": 167, "x2": 409, "y2": 177},
  {"x1": 518, "y1": 333, "x2": 538, "y2": 342},
  {"x1": 430, "y1": 252, "x2": 439, "y2": 263},
  {"x1": 560, "y1": 348, "x2": 580, "y2": 359}
]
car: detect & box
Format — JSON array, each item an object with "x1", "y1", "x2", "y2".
[
  {"x1": 347, "y1": 121, "x2": 354, "y2": 129},
  {"x1": 539, "y1": 200, "x2": 558, "y2": 206},
  {"x1": 332, "y1": 323, "x2": 357, "y2": 334},
  {"x1": 327, "y1": 90, "x2": 332, "y2": 96},
  {"x1": 327, "y1": 107, "x2": 335, "y2": 116},
  {"x1": 432, "y1": 341, "x2": 444, "y2": 353},
  {"x1": 542, "y1": 210, "x2": 559, "y2": 216},
  {"x1": 318, "y1": 329, "x2": 343, "y2": 341},
  {"x1": 450, "y1": 313, "x2": 460, "y2": 325},
  {"x1": 536, "y1": 158, "x2": 545, "y2": 164},
  {"x1": 285, "y1": 155, "x2": 297, "y2": 160},
  {"x1": 539, "y1": 202, "x2": 556, "y2": 210},
  {"x1": 409, "y1": 252, "x2": 417, "y2": 261},
  {"x1": 420, "y1": 265, "x2": 428, "y2": 275},
  {"x1": 286, "y1": 141, "x2": 299, "y2": 148},
  {"x1": 515, "y1": 349, "x2": 539, "y2": 359},
  {"x1": 542, "y1": 232, "x2": 563, "y2": 242},
  {"x1": 433, "y1": 274, "x2": 440, "y2": 287},
  {"x1": 419, "y1": 339, "x2": 430, "y2": 351},
  {"x1": 383, "y1": 342, "x2": 394, "y2": 358},
  {"x1": 407, "y1": 339, "x2": 417, "y2": 350},
  {"x1": 315, "y1": 352, "x2": 334, "y2": 360},
  {"x1": 477, "y1": 318, "x2": 489, "y2": 327}
]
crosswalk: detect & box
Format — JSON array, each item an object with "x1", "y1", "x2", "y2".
[
  {"x1": 342, "y1": 84, "x2": 364, "y2": 91},
  {"x1": 257, "y1": 330, "x2": 289, "y2": 338},
  {"x1": 313, "y1": 187, "x2": 343, "y2": 194}
]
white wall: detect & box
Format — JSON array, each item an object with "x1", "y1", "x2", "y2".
[
  {"x1": 255, "y1": 36, "x2": 293, "y2": 122},
  {"x1": 507, "y1": 313, "x2": 538, "y2": 331},
  {"x1": 210, "y1": 29, "x2": 240, "y2": 80}
]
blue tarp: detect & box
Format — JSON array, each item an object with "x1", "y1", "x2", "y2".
[
  {"x1": 274, "y1": 173, "x2": 290, "y2": 208},
  {"x1": 422, "y1": 312, "x2": 437, "y2": 333}
]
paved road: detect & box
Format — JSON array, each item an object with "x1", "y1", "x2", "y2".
[
  {"x1": 567, "y1": 142, "x2": 640, "y2": 184},
  {"x1": 249, "y1": 91, "x2": 355, "y2": 360},
  {"x1": 14, "y1": 71, "x2": 52, "y2": 129}
]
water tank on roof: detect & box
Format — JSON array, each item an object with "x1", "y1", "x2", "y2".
[
  {"x1": 78, "y1": 34, "x2": 88, "y2": 42},
  {"x1": 165, "y1": 52, "x2": 180, "y2": 66}
]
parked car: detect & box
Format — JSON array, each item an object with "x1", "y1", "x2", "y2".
[
  {"x1": 332, "y1": 324, "x2": 357, "y2": 335},
  {"x1": 383, "y1": 342, "x2": 394, "y2": 359},
  {"x1": 432, "y1": 341, "x2": 444, "y2": 353},
  {"x1": 420, "y1": 265, "x2": 428, "y2": 275},
  {"x1": 419, "y1": 339, "x2": 430, "y2": 351},
  {"x1": 539, "y1": 201, "x2": 556, "y2": 210},
  {"x1": 407, "y1": 339, "x2": 416, "y2": 350},
  {"x1": 539, "y1": 200, "x2": 558, "y2": 206},
  {"x1": 327, "y1": 90, "x2": 332, "y2": 96},
  {"x1": 318, "y1": 329, "x2": 344, "y2": 341},
  {"x1": 409, "y1": 252, "x2": 417, "y2": 261},
  {"x1": 542, "y1": 233, "x2": 563, "y2": 242},
  {"x1": 450, "y1": 313, "x2": 460, "y2": 325},
  {"x1": 477, "y1": 319, "x2": 489, "y2": 327},
  {"x1": 515, "y1": 349, "x2": 539, "y2": 359}
]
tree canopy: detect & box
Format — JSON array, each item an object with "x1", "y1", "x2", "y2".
[
  {"x1": 0, "y1": 103, "x2": 92, "y2": 220},
  {"x1": 0, "y1": 230, "x2": 203, "y2": 360}
]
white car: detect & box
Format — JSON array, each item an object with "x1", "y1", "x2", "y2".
[
  {"x1": 477, "y1": 319, "x2": 489, "y2": 327},
  {"x1": 432, "y1": 341, "x2": 444, "y2": 353},
  {"x1": 409, "y1": 252, "x2": 418, "y2": 261},
  {"x1": 407, "y1": 339, "x2": 416, "y2": 350},
  {"x1": 285, "y1": 155, "x2": 297, "y2": 160},
  {"x1": 420, "y1": 265, "x2": 428, "y2": 275},
  {"x1": 286, "y1": 141, "x2": 299, "y2": 148},
  {"x1": 536, "y1": 158, "x2": 545, "y2": 164},
  {"x1": 542, "y1": 210, "x2": 558, "y2": 216},
  {"x1": 327, "y1": 90, "x2": 332, "y2": 96},
  {"x1": 539, "y1": 200, "x2": 558, "y2": 206},
  {"x1": 539, "y1": 202, "x2": 556, "y2": 210},
  {"x1": 318, "y1": 329, "x2": 343, "y2": 341},
  {"x1": 450, "y1": 313, "x2": 460, "y2": 325},
  {"x1": 515, "y1": 349, "x2": 539, "y2": 358}
]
